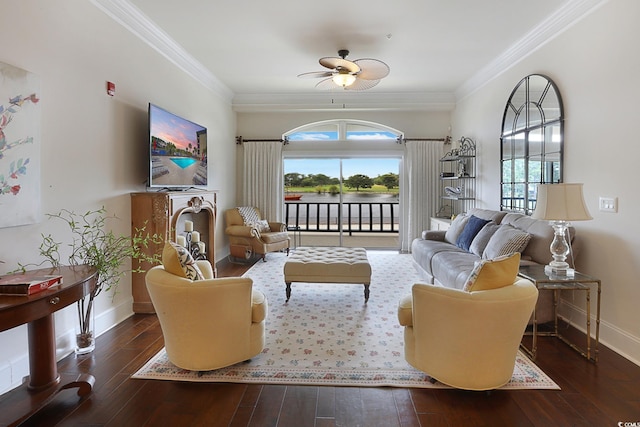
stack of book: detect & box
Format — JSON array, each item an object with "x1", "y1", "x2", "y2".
[{"x1": 0, "y1": 274, "x2": 63, "y2": 296}]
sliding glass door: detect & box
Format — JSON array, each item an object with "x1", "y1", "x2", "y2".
[{"x1": 283, "y1": 157, "x2": 399, "y2": 249}]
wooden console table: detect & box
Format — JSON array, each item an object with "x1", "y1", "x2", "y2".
[{"x1": 0, "y1": 265, "x2": 98, "y2": 426}]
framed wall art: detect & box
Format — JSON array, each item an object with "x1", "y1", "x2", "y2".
[{"x1": 0, "y1": 61, "x2": 41, "y2": 228}]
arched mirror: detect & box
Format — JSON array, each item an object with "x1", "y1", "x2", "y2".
[{"x1": 500, "y1": 74, "x2": 564, "y2": 214}]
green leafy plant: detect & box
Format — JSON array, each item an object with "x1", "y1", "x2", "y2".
[{"x1": 23, "y1": 207, "x2": 162, "y2": 351}]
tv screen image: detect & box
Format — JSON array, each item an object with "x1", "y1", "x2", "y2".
[{"x1": 148, "y1": 103, "x2": 207, "y2": 189}]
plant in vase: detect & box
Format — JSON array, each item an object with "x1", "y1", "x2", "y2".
[{"x1": 23, "y1": 207, "x2": 162, "y2": 354}]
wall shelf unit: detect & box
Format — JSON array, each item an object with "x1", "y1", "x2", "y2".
[{"x1": 436, "y1": 137, "x2": 476, "y2": 219}]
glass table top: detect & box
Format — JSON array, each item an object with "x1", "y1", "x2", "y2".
[{"x1": 518, "y1": 264, "x2": 599, "y2": 284}]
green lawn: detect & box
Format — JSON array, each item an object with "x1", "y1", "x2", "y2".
[{"x1": 286, "y1": 184, "x2": 398, "y2": 195}]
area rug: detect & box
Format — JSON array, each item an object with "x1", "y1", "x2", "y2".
[{"x1": 133, "y1": 251, "x2": 559, "y2": 390}]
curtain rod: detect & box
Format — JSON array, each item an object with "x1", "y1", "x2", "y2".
[
  {"x1": 236, "y1": 136, "x2": 288, "y2": 145},
  {"x1": 236, "y1": 136, "x2": 450, "y2": 145},
  {"x1": 397, "y1": 136, "x2": 451, "y2": 144}
]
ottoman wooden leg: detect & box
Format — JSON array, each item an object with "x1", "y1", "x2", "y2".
[
  {"x1": 286, "y1": 282, "x2": 292, "y2": 302},
  {"x1": 364, "y1": 284, "x2": 370, "y2": 303}
]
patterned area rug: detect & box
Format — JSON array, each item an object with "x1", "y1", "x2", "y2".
[{"x1": 133, "y1": 251, "x2": 559, "y2": 389}]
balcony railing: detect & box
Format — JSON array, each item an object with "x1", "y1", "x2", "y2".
[
  {"x1": 501, "y1": 197, "x2": 537, "y2": 214},
  {"x1": 284, "y1": 201, "x2": 399, "y2": 234}
]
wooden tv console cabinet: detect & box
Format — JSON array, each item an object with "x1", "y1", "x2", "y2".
[{"x1": 130, "y1": 191, "x2": 217, "y2": 314}]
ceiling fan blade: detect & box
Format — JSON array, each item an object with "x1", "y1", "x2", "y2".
[
  {"x1": 345, "y1": 78, "x2": 381, "y2": 91},
  {"x1": 353, "y1": 59, "x2": 390, "y2": 80},
  {"x1": 319, "y1": 57, "x2": 360, "y2": 73},
  {"x1": 314, "y1": 77, "x2": 337, "y2": 90},
  {"x1": 298, "y1": 71, "x2": 333, "y2": 79}
]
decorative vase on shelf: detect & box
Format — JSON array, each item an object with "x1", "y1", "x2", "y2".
[{"x1": 75, "y1": 296, "x2": 96, "y2": 355}]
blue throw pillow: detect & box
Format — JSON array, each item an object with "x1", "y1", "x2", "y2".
[{"x1": 456, "y1": 215, "x2": 491, "y2": 252}]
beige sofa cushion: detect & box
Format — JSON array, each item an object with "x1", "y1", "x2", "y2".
[
  {"x1": 467, "y1": 208, "x2": 508, "y2": 224},
  {"x1": 261, "y1": 231, "x2": 289, "y2": 243}
]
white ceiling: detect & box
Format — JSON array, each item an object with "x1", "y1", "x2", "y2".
[{"x1": 94, "y1": 0, "x2": 603, "y2": 111}]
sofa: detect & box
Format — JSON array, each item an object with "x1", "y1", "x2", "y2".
[{"x1": 411, "y1": 208, "x2": 575, "y2": 323}]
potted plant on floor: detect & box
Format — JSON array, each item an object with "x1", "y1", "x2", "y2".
[{"x1": 26, "y1": 207, "x2": 162, "y2": 354}]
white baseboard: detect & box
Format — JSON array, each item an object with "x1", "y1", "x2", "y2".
[
  {"x1": 0, "y1": 355, "x2": 29, "y2": 395},
  {"x1": 560, "y1": 299, "x2": 640, "y2": 367},
  {"x1": 55, "y1": 296, "x2": 135, "y2": 359}
]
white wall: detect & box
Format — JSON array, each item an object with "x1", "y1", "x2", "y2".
[
  {"x1": 0, "y1": 0, "x2": 236, "y2": 393},
  {"x1": 451, "y1": 0, "x2": 640, "y2": 364},
  {"x1": 236, "y1": 110, "x2": 451, "y2": 140}
]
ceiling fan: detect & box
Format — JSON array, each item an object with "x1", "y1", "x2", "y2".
[{"x1": 298, "y1": 49, "x2": 390, "y2": 91}]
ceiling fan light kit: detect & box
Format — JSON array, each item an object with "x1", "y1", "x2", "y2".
[
  {"x1": 333, "y1": 72, "x2": 357, "y2": 88},
  {"x1": 299, "y1": 49, "x2": 389, "y2": 91}
]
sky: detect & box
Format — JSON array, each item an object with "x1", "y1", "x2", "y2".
[
  {"x1": 284, "y1": 158, "x2": 399, "y2": 179},
  {"x1": 150, "y1": 104, "x2": 205, "y2": 150}
]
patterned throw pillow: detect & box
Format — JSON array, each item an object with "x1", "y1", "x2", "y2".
[
  {"x1": 463, "y1": 252, "x2": 521, "y2": 292},
  {"x1": 482, "y1": 224, "x2": 531, "y2": 259},
  {"x1": 161, "y1": 241, "x2": 204, "y2": 281},
  {"x1": 238, "y1": 206, "x2": 261, "y2": 225},
  {"x1": 238, "y1": 207, "x2": 270, "y2": 233}
]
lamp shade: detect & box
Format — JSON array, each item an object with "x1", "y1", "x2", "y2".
[{"x1": 531, "y1": 183, "x2": 593, "y2": 221}]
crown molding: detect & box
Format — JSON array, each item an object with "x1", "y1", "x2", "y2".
[
  {"x1": 92, "y1": 0, "x2": 608, "y2": 112},
  {"x1": 90, "y1": 0, "x2": 234, "y2": 103},
  {"x1": 231, "y1": 92, "x2": 456, "y2": 113},
  {"x1": 455, "y1": 0, "x2": 609, "y2": 102}
]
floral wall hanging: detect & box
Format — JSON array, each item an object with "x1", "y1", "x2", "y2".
[{"x1": 0, "y1": 61, "x2": 41, "y2": 228}]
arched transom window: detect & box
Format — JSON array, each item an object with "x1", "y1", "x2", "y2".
[{"x1": 284, "y1": 119, "x2": 402, "y2": 142}]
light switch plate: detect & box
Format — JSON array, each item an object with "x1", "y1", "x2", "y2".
[{"x1": 599, "y1": 197, "x2": 617, "y2": 213}]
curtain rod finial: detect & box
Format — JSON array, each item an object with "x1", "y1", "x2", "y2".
[{"x1": 236, "y1": 136, "x2": 243, "y2": 145}]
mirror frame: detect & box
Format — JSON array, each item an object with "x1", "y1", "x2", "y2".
[{"x1": 500, "y1": 74, "x2": 564, "y2": 214}]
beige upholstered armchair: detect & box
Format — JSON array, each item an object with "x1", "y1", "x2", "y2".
[
  {"x1": 397, "y1": 277, "x2": 538, "y2": 390},
  {"x1": 225, "y1": 207, "x2": 290, "y2": 261},
  {"x1": 145, "y1": 259, "x2": 268, "y2": 371}
]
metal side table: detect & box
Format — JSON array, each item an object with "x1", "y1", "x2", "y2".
[
  {"x1": 287, "y1": 225, "x2": 301, "y2": 249},
  {"x1": 518, "y1": 265, "x2": 601, "y2": 363}
]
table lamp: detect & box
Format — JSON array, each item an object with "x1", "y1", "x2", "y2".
[{"x1": 531, "y1": 183, "x2": 592, "y2": 277}]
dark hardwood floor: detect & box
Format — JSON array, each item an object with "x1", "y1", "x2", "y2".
[{"x1": 3, "y1": 257, "x2": 639, "y2": 426}]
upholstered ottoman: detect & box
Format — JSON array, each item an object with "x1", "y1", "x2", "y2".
[{"x1": 283, "y1": 247, "x2": 372, "y2": 302}]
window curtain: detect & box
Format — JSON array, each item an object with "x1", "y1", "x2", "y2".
[
  {"x1": 242, "y1": 140, "x2": 283, "y2": 220},
  {"x1": 400, "y1": 140, "x2": 444, "y2": 252}
]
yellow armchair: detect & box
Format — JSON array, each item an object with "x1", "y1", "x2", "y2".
[
  {"x1": 145, "y1": 260, "x2": 267, "y2": 371},
  {"x1": 397, "y1": 278, "x2": 538, "y2": 390},
  {"x1": 225, "y1": 207, "x2": 290, "y2": 261}
]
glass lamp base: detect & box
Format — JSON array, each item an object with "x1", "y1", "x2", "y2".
[{"x1": 545, "y1": 264, "x2": 575, "y2": 278}]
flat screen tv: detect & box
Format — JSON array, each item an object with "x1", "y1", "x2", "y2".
[{"x1": 148, "y1": 103, "x2": 208, "y2": 189}]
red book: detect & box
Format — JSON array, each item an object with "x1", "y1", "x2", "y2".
[{"x1": 0, "y1": 274, "x2": 63, "y2": 296}]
